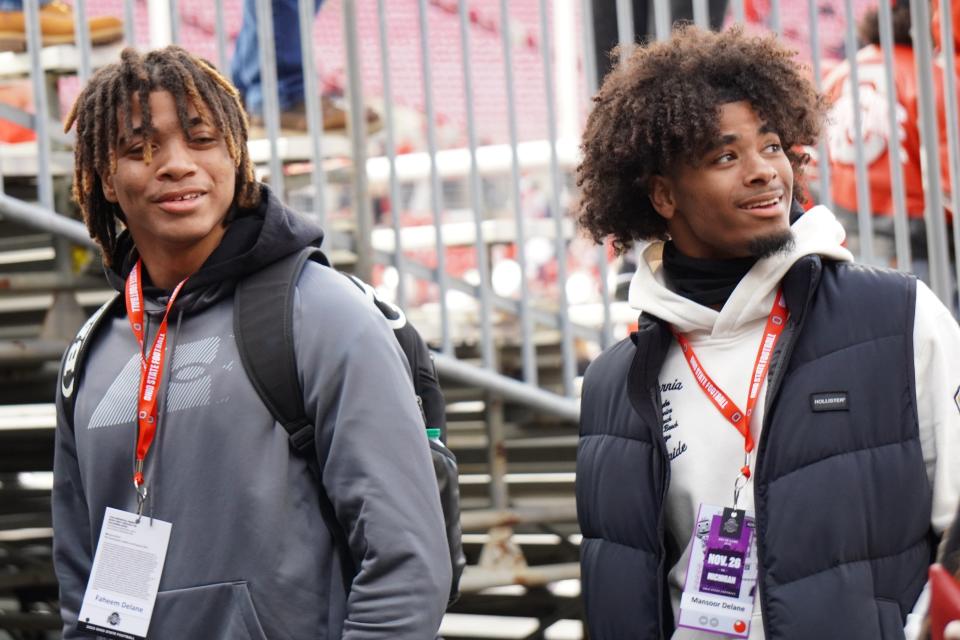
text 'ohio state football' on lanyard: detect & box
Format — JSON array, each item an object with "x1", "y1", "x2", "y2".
[
  {"x1": 670, "y1": 289, "x2": 788, "y2": 508},
  {"x1": 124, "y1": 260, "x2": 187, "y2": 516}
]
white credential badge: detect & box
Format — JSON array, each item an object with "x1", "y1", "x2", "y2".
[{"x1": 77, "y1": 508, "x2": 171, "y2": 639}]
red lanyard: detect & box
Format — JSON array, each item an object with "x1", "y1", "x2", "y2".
[
  {"x1": 670, "y1": 289, "x2": 788, "y2": 480},
  {"x1": 124, "y1": 260, "x2": 187, "y2": 496}
]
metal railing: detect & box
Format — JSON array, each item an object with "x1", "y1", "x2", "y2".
[
  {"x1": 5, "y1": 0, "x2": 955, "y2": 404},
  {"x1": 0, "y1": 0, "x2": 956, "y2": 458},
  {"x1": 2, "y1": 0, "x2": 958, "y2": 636}
]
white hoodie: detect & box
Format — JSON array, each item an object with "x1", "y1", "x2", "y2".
[{"x1": 627, "y1": 206, "x2": 960, "y2": 640}]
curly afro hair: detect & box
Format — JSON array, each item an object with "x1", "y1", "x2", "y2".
[{"x1": 577, "y1": 25, "x2": 826, "y2": 254}]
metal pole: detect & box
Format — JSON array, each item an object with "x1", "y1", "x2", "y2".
[
  {"x1": 215, "y1": 0, "x2": 229, "y2": 71},
  {"x1": 938, "y1": 0, "x2": 960, "y2": 296},
  {"x1": 500, "y1": 0, "x2": 537, "y2": 386},
  {"x1": 24, "y1": 0, "x2": 53, "y2": 214},
  {"x1": 693, "y1": 0, "x2": 709, "y2": 29},
  {"x1": 581, "y1": 0, "x2": 599, "y2": 94},
  {"x1": 73, "y1": 0, "x2": 93, "y2": 84},
  {"x1": 877, "y1": 0, "x2": 912, "y2": 272},
  {"x1": 300, "y1": 0, "x2": 328, "y2": 228},
  {"x1": 912, "y1": 0, "x2": 952, "y2": 302},
  {"x1": 842, "y1": 0, "x2": 875, "y2": 263},
  {"x1": 806, "y1": 0, "x2": 832, "y2": 211},
  {"x1": 148, "y1": 0, "x2": 172, "y2": 47},
  {"x1": 62, "y1": 0, "x2": 92, "y2": 286},
  {"x1": 770, "y1": 0, "x2": 782, "y2": 35},
  {"x1": 343, "y1": 0, "x2": 373, "y2": 283},
  {"x1": 124, "y1": 0, "x2": 136, "y2": 46},
  {"x1": 581, "y1": 0, "x2": 614, "y2": 349},
  {"x1": 653, "y1": 0, "x2": 671, "y2": 41},
  {"x1": 255, "y1": 0, "x2": 285, "y2": 199},
  {"x1": 417, "y1": 0, "x2": 451, "y2": 354},
  {"x1": 732, "y1": 0, "x2": 745, "y2": 24},
  {"x1": 485, "y1": 395, "x2": 509, "y2": 510},
  {"x1": 556, "y1": 0, "x2": 580, "y2": 141},
  {"x1": 615, "y1": 0, "x2": 635, "y2": 60},
  {"x1": 0, "y1": 195, "x2": 96, "y2": 248},
  {"x1": 169, "y1": 0, "x2": 180, "y2": 44},
  {"x1": 377, "y1": 0, "x2": 406, "y2": 309},
  {"x1": 539, "y1": 0, "x2": 576, "y2": 397},
  {"x1": 458, "y1": 0, "x2": 495, "y2": 370}
]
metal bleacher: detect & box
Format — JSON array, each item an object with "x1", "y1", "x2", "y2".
[{"x1": 0, "y1": 21, "x2": 594, "y2": 634}]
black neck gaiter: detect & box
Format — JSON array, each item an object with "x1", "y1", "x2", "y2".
[{"x1": 661, "y1": 241, "x2": 757, "y2": 308}]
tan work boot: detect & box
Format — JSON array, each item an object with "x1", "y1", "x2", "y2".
[
  {"x1": 0, "y1": 0, "x2": 123, "y2": 53},
  {"x1": 248, "y1": 96, "x2": 382, "y2": 138}
]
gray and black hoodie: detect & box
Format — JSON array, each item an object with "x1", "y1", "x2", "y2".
[{"x1": 53, "y1": 187, "x2": 452, "y2": 639}]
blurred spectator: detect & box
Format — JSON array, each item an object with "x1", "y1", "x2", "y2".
[
  {"x1": 231, "y1": 0, "x2": 377, "y2": 135},
  {"x1": 934, "y1": 0, "x2": 960, "y2": 210},
  {"x1": 823, "y1": 0, "x2": 958, "y2": 279},
  {"x1": 733, "y1": 0, "x2": 880, "y2": 87},
  {"x1": 0, "y1": 79, "x2": 34, "y2": 143},
  {"x1": 822, "y1": 0, "x2": 929, "y2": 276},
  {"x1": 0, "y1": 0, "x2": 121, "y2": 52}
]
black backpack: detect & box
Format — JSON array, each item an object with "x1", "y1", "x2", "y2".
[
  {"x1": 60, "y1": 247, "x2": 465, "y2": 605},
  {"x1": 233, "y1": 247, "x2": 465, "y2": 604}
]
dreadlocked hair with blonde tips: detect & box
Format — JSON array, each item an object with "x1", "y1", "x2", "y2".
[{"x1": 64, "y1": 45, "x2": 259, "y2": 264}]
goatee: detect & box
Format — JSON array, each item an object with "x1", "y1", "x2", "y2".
[{"x1": 748, "y1": 230, "x2": 795, "y2": 259}]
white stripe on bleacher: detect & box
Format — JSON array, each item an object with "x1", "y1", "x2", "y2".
[
  {"x1": 439, "y1": 614, "x2": 583, "y2": 639},
  {"x1": 458, "y1": 472, "x2": 576, "y2": 485},
  {"x1": 0, "y1": 290, "x2": 115, "y2": 313},
  {"x1": 0, "y1": 247, "x2": 55, "y2": 265},
  {"x1": 0, "y1": 527, "x2": 53, "y2": 542},
  {"x1": 0, "y1": 404, "x2": 55, "y2": 430}
]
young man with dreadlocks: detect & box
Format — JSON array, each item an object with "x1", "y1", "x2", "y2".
[
  {"x1": 52, "y1": 45, "x2": 450, "y2": 639},
  {"x1": 575, "y1": 26, "x2": 960, "y2": 639}
]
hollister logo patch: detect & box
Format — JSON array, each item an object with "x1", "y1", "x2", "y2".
[{"x1": 810, "y1": 391, "x2": 849, "y2": 412}]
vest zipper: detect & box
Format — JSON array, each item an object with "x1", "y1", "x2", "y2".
[
  {"x1": 752, "y1": 265, "x2": 818, "y2": 635},
  {"x1": 651, "y1": 382, "x2": 671, "y2": 640}
]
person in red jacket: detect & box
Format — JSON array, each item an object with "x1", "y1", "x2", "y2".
[
  {"x1": 934, "y1": 0, "x2": 960, "y2": 210},
  {"x1": 822, "y1": 0, "x2": 928, "y2": 274},
  {"x1": 824, "y1": 0, "x2": 960, "y2": 283}
]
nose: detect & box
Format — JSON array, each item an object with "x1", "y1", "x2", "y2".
[
  {"x1": 156, "y1": 137, "x2": 197, "y2": 181},
  {"x1": 743, "y1": 151, "x2": 777, "y2": 185}
]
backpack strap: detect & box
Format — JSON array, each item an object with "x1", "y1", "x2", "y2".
[
  {"x1": 233, "y1": 247, "x2": 357, "y2": 584},
  {"x1": 337, "y1": 272, "x2": 447, "y2": 436},
  {"x1": 61, "y1": 293, "x2": 124, "y2": 433},
  {"x1": 233, "y1": 247, "x2": 324, "y2": 454}
]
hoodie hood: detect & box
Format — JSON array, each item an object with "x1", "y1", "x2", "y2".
[
  {"x1": 104, "y1": 185, "x2": 325, "y2": 313},
  {"x1": 628, "y1": 205, "x2": 853, "y2": 335}
]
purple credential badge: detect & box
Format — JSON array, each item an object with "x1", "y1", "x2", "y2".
[{"x1": 699, "y1": 508, "x2": 751, "y2": 598}]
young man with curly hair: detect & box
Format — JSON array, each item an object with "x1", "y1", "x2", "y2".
[
  {"x1": 52, "y1": 45, "x2": 450, "y2": 639},
  {"x1": 575, "y1": 26, "x2": 960, "y2": 639}
]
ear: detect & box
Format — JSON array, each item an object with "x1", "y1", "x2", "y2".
[
  {"x1": 648, "y1": 175, "x2": 677, "y2": 220},
  {"x1": 101, "y1": 172, "x2": 118, "y2": 203}
]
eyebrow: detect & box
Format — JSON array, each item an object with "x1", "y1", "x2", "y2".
[
  {"x1": 117, "y1": 117, "x2": 208, "y2": 147},
  {"x1": 708, "y1": 124, "x2": 780, "y2": 149}
]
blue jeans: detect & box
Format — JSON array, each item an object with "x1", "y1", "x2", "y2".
[
  {"x1": 231, "y1": 0, "x2": 324, "y2": 115},
  {"x1": 0, "y1": 0, "x2": 51, "y2": 10}
]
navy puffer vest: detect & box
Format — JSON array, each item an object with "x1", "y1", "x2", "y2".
[{"x1": 576, "y1": 257, "x2": 933, "y2": 639}]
